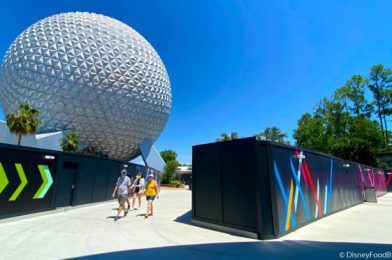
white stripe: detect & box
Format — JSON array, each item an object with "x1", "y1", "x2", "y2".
[
  {"x1": 294, "y1": 151, "x2": 303, "y2": 212},
  {"x1": 315, "y1": 178, "x2": 320, "y2": 218},
  {"x1": 324, "y1": 185, "x2": 328, "y2": 215}
]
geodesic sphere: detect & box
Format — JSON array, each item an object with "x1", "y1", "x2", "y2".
[{"x1": 0, "y1": 12, "x2": 171, "y2": 161}]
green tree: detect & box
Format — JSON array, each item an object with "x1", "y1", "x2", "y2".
[
  {"x1": 347, "y1": 116, "x2": 384, "y2": 166},
  {"x1": 294, "y1": 65, "x2": 392, "y2": 167},
  {"x1": 293, "y1": 113, "x2": 328, "y2": 153},
  {"x1": 294, "y1": 98, "x2": 385, "y2": 167},
  {"x1": 60, "y1": 131, "x2": 80, "y2": 152},
  {"x1": 216, "y1": 132, "x2": 239, "y2": 141},
  {"x1": 160, "y1": 149, "x2": 177, "y2": 163},
  {"x1": 6, "y1": 103, "x2": 41, "y2": 145},
  {"x1": 256, "y1": 126, "x2": 289, "y2": 144},
  {"x1": 161, "y1": 160, "x2": 179, "y2": 184},
  {"x1": 368, "y1": 64, "x2": 391, "y2": 144},
  {"x1": 334, "y1": 75, "x2": 372, "y2": 117},
  {"x1": 160, "y1": 149, "x2": 179, "y2": 184},
  {"x1": 317, "y1": 98, "x2": 350, "y2": 142}
]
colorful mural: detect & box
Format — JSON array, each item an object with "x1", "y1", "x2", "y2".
[{"x1": 272, "y1": 147, "x2": 387, "y2": 234}]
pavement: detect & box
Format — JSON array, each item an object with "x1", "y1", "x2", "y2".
[{"x1": 0, "y1": 190, "x2": 391, "y2": 260}]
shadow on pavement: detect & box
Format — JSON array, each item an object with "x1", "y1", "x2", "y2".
[
  {"x1": 174, "y1": 210, "x2": 192, "y2": 224},
  {"x1": 70, "y1": 240, "x2": 392, "y2": 260},
  {"x1": 106, "y1": 216, "x2": 121, "y2": 220}
]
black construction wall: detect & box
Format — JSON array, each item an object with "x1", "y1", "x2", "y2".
[
  {"x1": 58, "y1": 155, "x2": 139, "y2": 206},
  {"x1": 192, "y1": 142, "x2": 222, "y2": 223},
  {"x1": 192, "y1": 138, "x2": 259, "y2": 233},
  {"x1": 220, "y1": 139, "x2": 258, "y2": 231},
  {"x1": 192, "y1": 138, "x2": 388, "y2": 239},
  {"x1": 0, "y1": 144, "x2": 58, "y2": 217},
  {"x1": 0, "y1": 143, "x2": 150, "y2": 219}
]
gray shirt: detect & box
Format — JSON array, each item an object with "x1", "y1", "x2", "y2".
[{"x1": 116, "y1": 176, "x2": 131, "y2": 195}]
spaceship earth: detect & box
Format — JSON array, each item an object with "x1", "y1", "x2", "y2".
[{"x1": 0, "y1": 12, "x2": 172, "y2": 161}]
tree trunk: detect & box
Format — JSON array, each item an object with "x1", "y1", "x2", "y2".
[
  {"x1": 375, "y1": 82, "x2": 385, "y2": 142},
  {"x1": 384, "y1": 114, "x2": 389, "y2": 145},
  {"x1": 17, "y1": 134, "x2": 22, "y2": 145}
]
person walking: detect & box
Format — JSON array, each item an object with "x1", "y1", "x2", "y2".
[
  {"x1": 112, "y1": 166, "x2": 132, "y2": 221},
  {"x1": 144, "y1": 174, "x2": 159, "y2": 218},
  {"x1": 131, "y1": 173, "x2": 145, "y2": 210},
  {"x1": 123, "y1": 165, "x2": 134, "y2": 211}
]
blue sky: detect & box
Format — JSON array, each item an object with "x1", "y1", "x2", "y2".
[{"x1": 1, "y1": 1, "x2": 392, "y2": 164}]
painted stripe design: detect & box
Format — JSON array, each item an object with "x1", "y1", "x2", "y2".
[
  {"x1": 328, "y1": 159, "x2": 333, "y2": 212},
  {"x1": 315, "y1": 178, "x2": 320, "y2": 218},
  {"x1": 303, "y1": 160, "x2": 323, "y2": 217},
  {"x1": 294, "y1": 150, "x2": 304, "y2": 212},
  {"x1": 273, "y1": 161, "x2": 297, "y2": 232},
  {"x1": 33, "y1": 165, "x2": 53, "y2": 199},
  {"x1": 289, "y1": 158, "x2": 311, "y2": 220},
  {"x1": 324, "y1": 185, "x2": 328, "y2": 215},
  {"x1": 285, "y1": 179, "x2": 294, "y2": 231},
  {"x1": 0, "y1": 163, "x2": 9, "y2": 194},
  {"x1": 9, "y1": 163, "x2": 28, "y2": 201}
]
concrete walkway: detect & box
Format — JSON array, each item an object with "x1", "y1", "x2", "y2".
[{"x1": 0, "y1": 191, "x2": 391, "y2": 259}]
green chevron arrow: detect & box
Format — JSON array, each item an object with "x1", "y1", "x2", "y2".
[
  {"x1": 9, "y1": 163, "x2": 28, "y2": 201},
  {"x1": 33, "y1": 165, "x2": 53, "y2": 199},
  {"x1": 0, "y1": 162, "x2": 9, "y2": 194}
]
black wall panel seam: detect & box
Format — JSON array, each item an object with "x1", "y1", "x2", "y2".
[{"x1": 266, "y1": 143, "x2": 279, "y2": 237}]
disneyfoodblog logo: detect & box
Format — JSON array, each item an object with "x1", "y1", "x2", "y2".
[{"x1": 339, "y1": 251, "x2": 392, "y2": 259}]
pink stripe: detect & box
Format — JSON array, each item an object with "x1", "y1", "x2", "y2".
[
  {"x1": 386, "y1": 173, "x2": 392, "y2": 188},
  {"x1": 301, "y1": 164, "x2": 308, "y2": 187}
]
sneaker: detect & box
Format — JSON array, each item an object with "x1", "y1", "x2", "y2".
[{"x1": 114, "y1": 216, "x2": 120, "y2": 221}]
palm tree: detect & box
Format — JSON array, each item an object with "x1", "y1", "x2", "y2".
[
  {"x1": 6, "y1": 103, "x2": 41, "y2": 145},
  {"x1": 255, "y1": 127, "x2": 289, "y2": 144},
  {"x1": 60, "y1": 131, "x2": 80, "y2": 152},
  {"x1": 217, "y1": 132, "x2": 239, "y2": 142}
]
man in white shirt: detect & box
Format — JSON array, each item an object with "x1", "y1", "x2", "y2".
[{"x1": 112, "y1": 166, "x2": 132, "y2": 221}]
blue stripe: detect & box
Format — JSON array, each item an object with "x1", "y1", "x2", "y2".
[
  {"x1": 274, "y1": 162, "x2": 297, "y2": 230},
  {"x1": 324, "y1": 185, "x2": 328, "y2": 214},
  {"x1": 289, "y1": 158, "x2": 311, "y2": 220},
  {"x1": 329, "y1": 159, "x2": 333, "y2": 212},
  {"x1": 273, "y1": 161, "x2": 289, "y2": 232},
  {"x1": 273, "y1": 161, "x2": 288, "y2": 204}
]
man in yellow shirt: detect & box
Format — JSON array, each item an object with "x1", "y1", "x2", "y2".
[{"x1": 145, "y1": 174, "x2": 159, "y2": 218}]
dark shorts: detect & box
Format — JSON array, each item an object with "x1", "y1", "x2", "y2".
[
  {"x1": 146, "y1": 195, "x2": 156, "y2": 201},
  {"x1": 117, "y1": 194, "x2": 127, "y2": 204}
]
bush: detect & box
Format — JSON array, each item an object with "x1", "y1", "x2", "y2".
[
  {"x1": 169, "y1": 179, "x2": 179, "y2": 185},
  {"x1": 161, "y1": 160, "x2": 179, "y2": 184}
]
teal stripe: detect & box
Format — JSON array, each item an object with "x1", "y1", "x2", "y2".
[
  {"x1": 329, "y1": 159, "x2": 333, "y2": 212},
  {"x1": 41, "y1": 165, "x2": 53, "y2": 197},
  {"x1": 324, "y1": 185, "x2": 328, "y2": 214}
]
